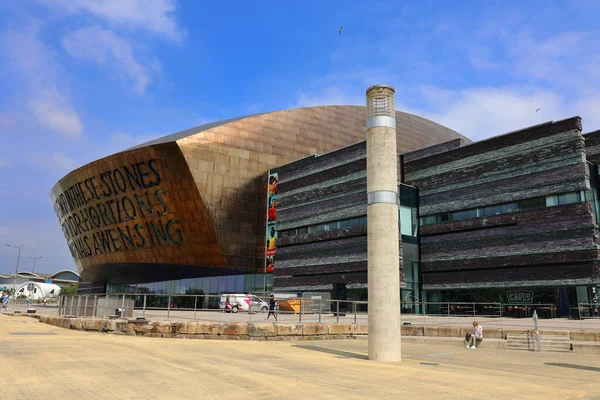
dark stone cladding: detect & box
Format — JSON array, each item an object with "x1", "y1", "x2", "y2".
[
  {"x1": 403, "y1": 138, "x2": 465, "y2": 163},
  {"x1": 275, "y1": 272, "x2": 367, "y2": 289},
  {"x1": 407, "y1": 139, "x2": 584, "y2": 193},
  {"x1": 277, "y1": 142, "x2": 367, "y2": 184},
  {"x1": 404, "y1": 117, "x2": 600, "y2": 290},
  {"x1": 274, "y1": 261, "x2": 368, "y2": 277},
  {"x1": 278, "y1": 192, "x2": 366, "y2": 229},
  {"x1": 424, "y1": 263, "x2": 597, "y2": 290},
  {"x1": 280, "y1": 178, "x2": 366, "y2": 210},
  {"x1": 272, "y1": 116, "x2": 600, "y2": 293},
  {"x1": 272, "y1": 142, "x2": 402, "y2": 292},
  {"x1": 419, "y1": 162, "x2": 587, "y2": 209},
  {"x1": 277, "y1": 225, "x2": 367, "y2": 247},
  {"x1": 278, "y1": 158, "x2": 366, "y2": 194},
  {"x1": 407, "y1": 120, "x2": 587, "y2": 216},
  {"x1": 403, "y1": 117, "x2": 582, "y2": 174},
  {"x1": 584, "y1": 130, "x2": 600, "y2": 164}
]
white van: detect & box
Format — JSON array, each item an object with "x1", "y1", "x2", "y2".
[{"x1": 219, "y1": 294, "x2": 269, "y2": 313}]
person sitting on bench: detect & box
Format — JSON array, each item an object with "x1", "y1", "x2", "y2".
[{"x1": 465, "y1": 321, "x2": 483, "y2": 349}]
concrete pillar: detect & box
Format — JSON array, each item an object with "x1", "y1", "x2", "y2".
[{"x1": 366, "y1": 85, "x2": 401, "y2": 362}]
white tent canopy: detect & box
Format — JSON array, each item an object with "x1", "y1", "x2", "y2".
[{"x1": 14, "y1": 281, "x2": 61, "y2": 300}]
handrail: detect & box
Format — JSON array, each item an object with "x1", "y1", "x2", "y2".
[
  {"x1": 59, "y1": 292, "x2": 557, "y2": 307},
  {"x1": 55, "y1": 292, "x2": 561, "y2": 322}
]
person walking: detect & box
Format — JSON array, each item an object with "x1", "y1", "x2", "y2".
[
  {"x1": 1, "y1": 290, "x2": 9, "y2": 311},
  {"x1": 266, "y1": 294, "x2": 277, "y2": 320},
  {"x1": 465, "y1": 321, "x2": 483, "y2": 349}
]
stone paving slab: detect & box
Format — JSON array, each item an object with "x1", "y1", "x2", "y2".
[{"x1": 1, "y1": 313, "x2": 599, "y2": 400}]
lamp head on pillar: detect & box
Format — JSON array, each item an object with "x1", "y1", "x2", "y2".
[{"x1": 366, "y1": 85, "x2": 396, "y2": 129}]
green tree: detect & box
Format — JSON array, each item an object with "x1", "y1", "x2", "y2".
[{"x1": 61, "y1": 284, "x2": 78, "y2": 295}]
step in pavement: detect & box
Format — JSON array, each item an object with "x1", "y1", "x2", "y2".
[{"x1": 506, "y1": 334, "x2": 572, "y2": 352}]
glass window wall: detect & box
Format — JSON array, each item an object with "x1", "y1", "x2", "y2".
[
  {"x1": 400, "y1": 206, "x2": 413, "y2": 236},
  {"x1": 501, "y1": 203, "x2": 517, "y2": 213},
  {"x1": 280, "y1": 215, "x2": 369, "y2": 237},
  {"x1": 558, "y1": 192, "x2": 580, "y2": 205},
  {"x1": 483, "y1": 205, "x2": 502, "y2": 216},
  {"x1": 108, "y1": 273, "x2": 275, "y2": 297},
  {"x1": 588, "y1": 164, "x2": 600, "y2": 223},
  {"x1": 546, "y1": 195, "x2": 558, "y2": 207},
  {"x1": 420, "y1": 191, "x2": 585, "y2": 226},
  {"x1": 453, "y1": 210, "x2": 468, "y2": 221}
]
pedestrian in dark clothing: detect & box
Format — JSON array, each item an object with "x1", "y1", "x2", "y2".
[{"x1": 266, "y1": 294, "x2": 277, "y2": 320}]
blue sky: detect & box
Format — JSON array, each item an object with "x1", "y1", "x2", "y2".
[{"x1": 1, "y1": 0, "x2": 599, "y2": 274}]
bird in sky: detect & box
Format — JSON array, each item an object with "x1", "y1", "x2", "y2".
[
  {"x1": 339, "y1": 26, "x2": 343, "y2": 34},
  {"x1": 536, "y1": 108, "x2": 540, "y2": 112}
]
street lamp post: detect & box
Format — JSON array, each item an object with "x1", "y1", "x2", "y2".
[
  {"x1": 6, "y1": 244, "x2": 22, "y2": 296},
  {"x1": 29, "y1": 256, "x2": 42, "y2": 274},
  {"x1": 365, "y1": 85, "x2": 402, "y2": 362}
]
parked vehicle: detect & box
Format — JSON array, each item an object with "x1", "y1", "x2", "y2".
[{"x1": 219, "y1": 294, "x2": 269, "y2": 313}]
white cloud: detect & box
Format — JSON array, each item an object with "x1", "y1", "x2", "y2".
[
  {"x1": 28, "y1": 89, "x2": 84, "y2": 137},
  {"x1": 409, "y1": 86, "x2": 600, "y2": 139},
  {"x1": 416, "y1": 27, "x2": 600, "y2": 136},
  {"x1": 63, "y1": 26, "x2": 150, "y2": 94},
  {"x1": 1, "y1": 23, "x2": 50, "y2": 78},
  {"x1": 51, "y1": 153, "x2": 79, "y2": 173},
  {"x1": 416, "y1": 87, "x2": 566, "y2": 140},
  {"x1": 41, "y1": 0, "x2": 184, "y2": 42},
  {"x1": 0, "y1": 23, "x2": 84, "y2": 137},
  {"x1": 508, "y1": 31, "x2": 600, "y2": 90},
  {"x1": 294, "y1": 10, "x2": 600, "y2": 139},
  {"x1": 295, "y1": 83, "x2": 598, "y2": 141},
  {"x1": 413, "y1": 85, "x2": 456, "y2": 107}
]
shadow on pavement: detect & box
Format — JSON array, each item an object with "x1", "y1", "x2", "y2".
[
  {"x1": 545, "y1": 363, "x2": 600, "y2": 372},
  {"x1": 292, "y1": 344, "x2": 369, "y2": 360}
]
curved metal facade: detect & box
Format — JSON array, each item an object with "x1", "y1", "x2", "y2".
[{"x1": 50, "y1": 106, "x2": 467, "y2": 285}]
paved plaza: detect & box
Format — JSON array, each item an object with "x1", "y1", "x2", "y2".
[
  {"x1": 11, "y1": 303, "x2": 600, "y2": 332},
  {"x1": 1, "y1": 313, "x2": 599, "y2": 399}
]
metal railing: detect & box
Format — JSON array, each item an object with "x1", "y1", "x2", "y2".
[
  {"x1": 577, "y1": 303, "x2": 600, "y2": 319},
  {"x1": 417, "y1": 302, "x2": 558, "y2": 319},
  {"x1": 56, "y1": 293, "x2": 560, "y2": 323}
]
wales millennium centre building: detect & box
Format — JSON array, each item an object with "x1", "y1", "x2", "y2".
[{"x1": 51, "y1": 105, "x2": 600, "y2": 316}]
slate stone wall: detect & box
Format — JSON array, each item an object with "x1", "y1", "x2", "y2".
[
  {"x1": 583, "y1": 130, "x2": 600, "y2": 164},
  {"x1": 273, "y1": 117, "x2": 600, "y2": 295},
  {"x1": 404, "y1": 117, "x2": 600, "y2": 290},
  {"x1": 273, "y1": 142, "x2": 402, "y2": 292}
]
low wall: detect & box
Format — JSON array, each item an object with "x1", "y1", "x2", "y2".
[
  {"x1": 572, "y1": 342, "x2": 600, "y2": 354},
  {"x1": 8, "y1": 313, "x2": 600, "y2": 343},
  {"x1": 33, "y1": 314, "x2": 368, "y2": 340}
]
